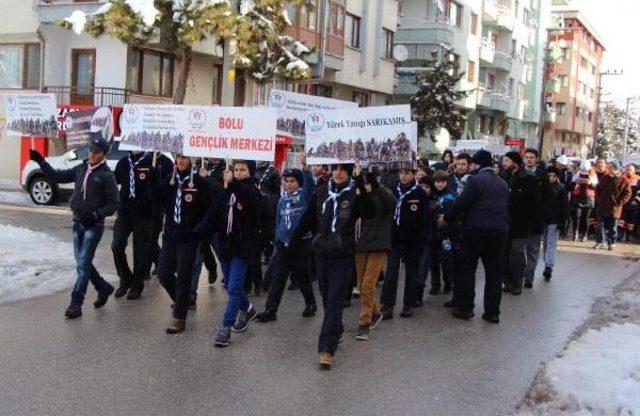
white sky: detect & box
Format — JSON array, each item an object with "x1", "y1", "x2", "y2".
[{"x1": 571, "y1": 0, "x2": 640, "y2": 106}]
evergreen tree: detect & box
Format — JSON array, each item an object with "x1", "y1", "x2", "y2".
[
  {"x1": 60, "y1": 0, "x2": 313, "y2": 104},
  {"x1": 596, "y1": 103, "x2": 639, "y2": 159},
  {"x1": 410, "y1": 49, "x2": 470, "y2": 142}
]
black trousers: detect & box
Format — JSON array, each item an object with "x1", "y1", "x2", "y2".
[
  {"x1": 430, "y1": 240, "x2": 453, "y2": 291},
  {"x1": 158, "y1": 235, "x2": 198, "y2": 320},
  {"x1": 111, "y1": 216, "x2": 154, "y2": 291},
  {"x1": 455, "y1": 228, "x2": 507, "y2": 316},
  {"x1": 264, "y1": 240, "x2": 316, "y2": 313},
  {"x1": 380, "y1": 245, "x2": 422, "y2": 310},
  {"x1": 317, "y1": 255, "x2": 353, "y2": 355},
  {"x1": 151, "y1": 207, "x2": 164, "y2": 269}
]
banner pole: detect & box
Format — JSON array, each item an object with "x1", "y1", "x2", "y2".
[{"x1": 152, "y1": 151, "x2": 157, "y2": 168}]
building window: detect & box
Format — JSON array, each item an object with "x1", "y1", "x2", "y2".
[
  {"x1": 470, "y1": 13, "x2": 478, "y2": 35},
  {"x1": 523, "y1": 8, "x2": 530, "y2": 25},
  {"x1": 508, "y1": 78, "x2": 514, "y2": 96},
  {"x1": 488, "y1": 73, "x2": 495, "y2": 88},
  {"x1": 557, "y1": 102, "x2": 567, "y2": 115},
  {"x1": 559, "y1": 75, "x2": 568, "y2": 87},
  {"x1": 561, "y1": 47, "x2": 569, "y2": 60},
  {"x1": 329, "y1": 3, "x2": 345, "y2": 37},
  {"x1": 382, "y1": 29, "x2": 394, "y2": 60},
  {"x1": 449, "y1": 1, "x2": 462, "y2": 28},
  {"x1": 317, "y1": 84, "x2": 333, "y2": 98},
  {"x1": 299, "y1": 0, "x2": 319, "y2": 30},
  {"x1": 345, "y1": 13, "x2": 361, "y2": 49},
  {"x1": 520, "y1": 46, "x2": 527, "y2": 61},
  {"x1": 467, "y1": 60, "x2": 476, "y2": 83},
  {"x1": 127, "y1": 48, "x2": 174, "y2": 97},
  {"x1": 0, "y1": 44, "x2": 40, "y2": 89},
  {"x1": 518, "y1": 82, "x2": 525, "y2": 100},
  {"x1": 352, "y1": 91, "x2": 369, "y2": 107},
  {"x1": 511, "y1": 40, "x2": 517, "y2": 57},
  {"x1": 211, "y1": 63, "x2": 222, "y2": 105}
]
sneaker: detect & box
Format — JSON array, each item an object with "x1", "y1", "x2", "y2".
[
  {"x1": 381, "y1": 308, "x2": 393, "y2": 321},
  {"x1": 166, "y1": 318, "x2": 185, "y2": 334},
  {"x1": 573, "y1": 234, "x2": 579, "y2": 242},
  {"x1": 232, "y1": 304, "x2": 257, "y2": 333},
  {"x1": 400, "y1": 306, "x2": 414, "y2": 318},
  {"x1": 481, "y1": 313, "x2": 500, "y2": 324},
  {"x1": 524, "y1": 279, "x2": 533, "y2": 289},
  {"x1": 581, "y1": 236, "x2": 588, "y2": 243},
  {"x1": 302, "y1": 303, "x2": 317, "y2": 318},
  {"x1": 317, "y1": 351, "x2": 334, "y2": 370},
  {"x1": 355, "y1": 326, "x2": 370, "y2": 341},
  {"x1": 609, "y1": 243, "x2": 616, "y2": 251},
  {"x1": 593, "y1": 243, "x2": 605, "y2": 250},
  {"x1": 370, "y1": 313, "x2": 383, "y2": 330},
  {"x1": 256, "y1": 310, "x2": 277, "y2": 322},
  {"x1": 114, "y1": 286, "x2": 129, "y2": 298},
  {"x1": 94, "y1": 284, "x2": 114, "y2": 309},
  {"x1": 126, "y1": 289, "x2": 142, "y2": 300},
  {"x1": 214, "y1": 326, "x2": 231, "y2": 347},
  {"x1": 352, "y1": 287, "x2": 360, "y2": 298},
  {"x1": 64, "y1": 303, "x2": 82, "y2": 319},
  {"x1": 452, "y1": 309, "x2": 475, "y2": 320},
  {"x1": 543, "y1": 267, "x2": 552, "y2": 281}
]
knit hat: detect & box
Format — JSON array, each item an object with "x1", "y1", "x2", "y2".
[
  {"x1": 283, "y1": 168, "x2": 304, "y2": 187},
  {"x1": 471, "y1": 149, "x2": 493, "y2": 168},
  {"x1": 235, "y1": 160, "x2": 257, "y2": 177},
  {"x1": 433, "y1": 170, "x2": 449, "y2": 182},
  {"x1": 88, "y1": 133, "x2": 109, "y2": 154},
  {"x1": 504, "y1": 151, "x2": 523, "y2": 166},
  {"x1": 330, "y1": 164, "x2": 354, "y2": 177}
]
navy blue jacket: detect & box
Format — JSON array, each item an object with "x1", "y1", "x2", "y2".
[
  {"x1": 217, "y1": 178, "x2": 261, "y2": 259},
  {"x1": 444, "y1": 167, "x2": 509, "y2": 233},
  {"x1": 275, "y1": 169, "x2": 314, "y2": 246}
]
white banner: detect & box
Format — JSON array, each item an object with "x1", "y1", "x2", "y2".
[
  {"x1": 268, "y1": 89, "x2": 357, "y2": 140},
  {"x1": 305, "y1": 105, "x2": 415, "y2": 165},
  {"x1": 119, "y1": 104, "x2": 191, "y2": 153},
  {"x1": 182, "y1": 107, "x2": 277, "y2": 161},
  {"x1": 2, "y1": 93, "x2": 58, "y2": 137}
]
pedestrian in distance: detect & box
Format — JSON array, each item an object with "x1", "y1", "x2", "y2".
[
  {"x1": 429, "y1": 170, "x2": 457, "y2": 296},
  {"x1": 522, "y1": 148, "x2": 546, "y2": 286},
  {"x1": 594, "y1": 161, "x2": 632, "y2": 251},
  {"x1": 29, "y1": 136, "x2": 118, "y2": 319},
  {"x1": 569, "y1": 159, "x2": 597, "y2": 242},
  {"x1": 541, "y1": 167, "x2": 569, "y2": 281}
]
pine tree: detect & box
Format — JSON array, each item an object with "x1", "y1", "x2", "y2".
[
  {"x1": 410, "y1": 50, "x2": 470, "y2": 142},
  {"x1": 596, "y1": 103, "x2": 639, "y2": 159},
  {"x1": 60, "y1": 0, "x2": 313, "y2": 104}
]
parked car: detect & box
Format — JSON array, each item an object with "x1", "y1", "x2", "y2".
[{"x1": 21, "y1": 142, "x2": 128, "y2": 205}]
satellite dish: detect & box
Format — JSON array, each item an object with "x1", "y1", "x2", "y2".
[{"x1": 393, "y1": 45, "x2": 409, "y2": 62}]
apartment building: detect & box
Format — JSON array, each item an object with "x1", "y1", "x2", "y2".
[
  {"x1": 541, "y1": 8, "x2": 604, "y2": 158},
  {"x1": 0, "y1": 0, "x2": 398, "y2": 182}
]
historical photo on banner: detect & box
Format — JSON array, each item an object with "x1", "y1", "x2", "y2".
[
  {"x1": 182, "y1": 107, "x2": 277, "y2": 162},
  {"x1": 65, "y1": 107, "x2": 113, "y2": 150},
  {"x1": 268, "y1": 89, "x2": 357, "y2": 140},
  {"x1": 305, "y1": 105, "x2": 416, "y2": 166},
  {"x1": 2, "y1": 93, "x2": 58, "y2": 137}
]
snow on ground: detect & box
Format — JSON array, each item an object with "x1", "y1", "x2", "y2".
[
  {"x1": 0, "y1": 224, "x2": 76, "y2": 304},
  {"x1": 0, "y1": 190, "x2": 34, "y2": 207}
]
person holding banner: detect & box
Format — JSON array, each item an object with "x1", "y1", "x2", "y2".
[
  {"x1": 111, "y1": 151, "x2": 160, "y2": 300},
  {"x1": 29, "y1": 136, "x2": 118, "y2": 319},
  {"x1": 297, "y1": 163, "x2": 374, "y2": 369},
  {"x1": 214, "y1": 160, "x2": 261, "y2": 347},
  {"x1": 157, "y1": 155, "x2": 216, "y2": 334}
]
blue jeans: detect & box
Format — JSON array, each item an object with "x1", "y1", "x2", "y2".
[
  {"x1": 71, "y1": 221, "x2": 110, "y2": 306},
  {"x1": 597, "y1": 216, "x2": 618, "y2": 245},
  {"x1": 220, "y1": 257, "x2": 250, "y2": 328},
  {"x1": 543, "y1": 224, "x2": 559, "y2": 268}
]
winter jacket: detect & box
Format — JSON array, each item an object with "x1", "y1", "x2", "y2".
[
  {"x1": 444, "y1": 167, "x2": 509, "y2": 233},
  {"x1": 160, "y1": 170, "x2": 215, "y2": 241},
  {"x1": 355, "y1": 185, "x2": 396, "y2": 252},
  {"x1": 595, "y1": 174, "x2": 632, "y2": 219},
  {"x1": 39, "y1": 159, "x2": 118, "y2": 226},
  {"x1": 218, "y1": 178, "x2": 262, "y2": 259},
  {"x1": 570, "y1": 171, "x2": 597, "y2": 208},
  {"x1": 542, "y1": 181, "x2": 569, "y2": 227},
  {"x1": 275, "y1": 169, "x2": 315, "y2": 246},
  {"x1": 432, "y1": 188, "x2": 457, "y2": 241},
  {"x1": 391, "y1": 182, "x2": 430, "y2": 248},
  {"x1": 114, "y1": 152, "x2": 169, "y2": 219},
  {"x1": 447, "y1": 172, "x2": 471, "y2": 196},
  {"x1": 506, "y1": 168, "x2": 543, "y2": 238},
  {"x1": 298, "y1": 176, "x2": 375, "y2": 258}
]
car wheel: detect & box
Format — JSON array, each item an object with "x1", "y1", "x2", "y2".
[{"x1": 28, "y1": 176, "x2": 56, "y2": 205}]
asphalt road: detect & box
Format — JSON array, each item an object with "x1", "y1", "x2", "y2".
[{"x1": 0, "y1": 204, "x2": 638, "y2": 416}]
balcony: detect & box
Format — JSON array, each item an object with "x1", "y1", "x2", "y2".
[
  {"x1": 395, "y1": 17, "x2": 455, "y2": 46},
  {"x1": 477, "y1": 85, "x2": 493, "y2": 108},
  {"x1": 491, "y1": 92, "x2": 511, "y2": 113},
  {"x1": 483, "y1": 0, "x2": 498, "y2": 23},
  {"x1": 496, "y1": 5, "x2": 514, "y2": 31},
  {"x1": 43, "y1": 86, "x2": 129, "y2": 106},
  {"x1": 37, "y1": 1, "x2": 108, "y2": 23},
  {"x1": 493, "y1": 50, "x2": 512, "y2": 72},
  {"x1": 480, "y1": 38, "x2": 495, "y2": 63}
]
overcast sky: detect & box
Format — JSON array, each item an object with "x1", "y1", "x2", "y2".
[{"x1": 571, "y1": 0, "x2": 640, "y2": 107}]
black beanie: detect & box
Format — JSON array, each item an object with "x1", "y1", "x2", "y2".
[
  {"x1": 504, "y1": 151, "x2": 523, "y2": 166},
  {"x1": 283, "y1": 168, "x2": 304, "y2": 187},
  {"x1": 236, "y1": 160, "x2": 257, "y2": 177},
  {"x1": 330, "y1": 164, "x2": 354, "y2": 177},
  {"x1": 471, "y1": 149, "x2": 493, "y2": 168}
]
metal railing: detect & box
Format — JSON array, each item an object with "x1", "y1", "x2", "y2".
[{"x1": 43, "y1": 86, "x2": 130, "y2": 106}]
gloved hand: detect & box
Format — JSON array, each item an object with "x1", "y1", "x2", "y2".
[
  {"x1": 29, "y1": 150, "x2": 45, "y2": 164},
  {"x1": 78, "y1": 211, "x2": 98, "y2": 226}
]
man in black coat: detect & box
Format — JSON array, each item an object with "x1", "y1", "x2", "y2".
[
  {"x1": 502, "y1": 151, "x2": 543, "y2": 294},
  {"x1": 30, "y1": 137, "x2": 118, "y2": 319}
]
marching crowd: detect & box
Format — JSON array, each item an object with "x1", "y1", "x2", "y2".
[{"x1": 27, "y1": 135, "x2": 633, "y2": 370}]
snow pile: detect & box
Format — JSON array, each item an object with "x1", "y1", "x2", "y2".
[
  {"x1": 65, "y1": 10, "x2": 87, "y2": 35},
  {"x1": 0, "y1": 224, "x2": 76, "y2": 304},
  {"x1": 522, "y1": 323, "x2": 640, "y2": 415},
  {"x1": 0, "y1": 191, "x2": 34, "y2": 206},
  {"x1": 125, "y1": 0, "x2": 159, "y2": 26},
  {"x1": 239, "y1": 0, "x2": 255, "y2": 16}
]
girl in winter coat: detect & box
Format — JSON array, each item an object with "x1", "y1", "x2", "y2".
[{"x1": 570, "y1": 160, "x2": 598, "y2": 242}]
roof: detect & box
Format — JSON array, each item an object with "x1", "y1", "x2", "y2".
[{"x1": 551, "y1": 8, "x2": 607, "y2": 51}]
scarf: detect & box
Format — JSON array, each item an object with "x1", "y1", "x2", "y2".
[
  {"x1": 322, "y1": 180, "x2": 355, "y2": 233},
  {"x1": 226, "y1": 193, "x2": 237, "y2": 235},
  {"x1": 394, "y1": 182, "x2": 419, "y2": 226},
  {"x1": 283, "y1": 189, "x2": 301, "y2": 230},
  {"x1": 173, "y1": 172, "x2": 192, "y2": 225},
  {"x1": 81, "y1": 160, "x2": 106, "y2": 201},
  {"x1": 128, "y1": 152, "x2": 148, "y2": 199}
]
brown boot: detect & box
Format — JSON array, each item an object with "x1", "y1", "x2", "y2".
[
  {"x1": 165, "y1": 318, "x2": 185, "y2": 334},
  {"x1": 316, "y1": 351, "x2": 334, "y2": 370}
]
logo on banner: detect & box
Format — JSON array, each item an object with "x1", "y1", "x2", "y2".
[
  {"x1": 306, "y1": 112, "x2": 325, "y2": 132},
  {"x1": 123, "y1": 106, "x2": 140, "y2": 124},
  {"x1": 189, "y1": 108, "x2": 207, "y2": 129},
  {"x1": 6, "y1": 96, "x2": 17, "y2": 111},
  {"x1": 269, "y1": 91, "x2": 285, "y2": 108}
]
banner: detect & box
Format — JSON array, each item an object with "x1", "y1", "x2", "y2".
[
  {"x1": 182, "y1": 107, "x2": 277, "y2": 161},
  {"x1": 305, "y1": 105, "x2": 415, "y2": 165},
  {"x1": 268, "y1": 89, "x2": 357, "y2": 140},
  {"x1": 2, "y1": 93, "x2": 58, "y2": 137},
  {"x1": 65, "y1": 107, "x2": 113, "y2": 150},
  {"x1": 119, "y1": 104, "x2": 193, "y2": 153}
]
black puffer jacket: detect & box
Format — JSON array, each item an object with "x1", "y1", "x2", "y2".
[
  {"x1": 507, "y1": 168, "x2": 543, "y2": 238},
  {"x1": 542, "y1": 181, "x2": 569, "y2": 227},
  {"x1": 355, "y1": 185, "x2": 396, "y2": 252}
]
